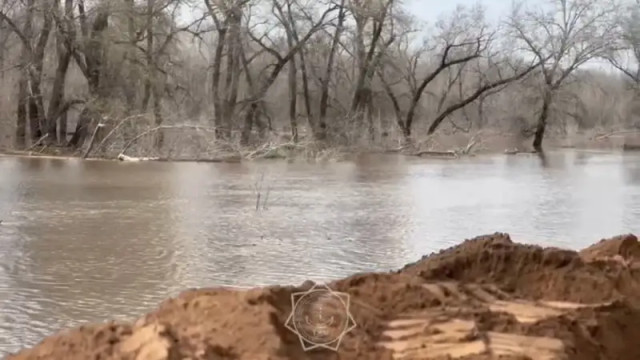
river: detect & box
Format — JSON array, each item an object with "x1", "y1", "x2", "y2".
[{"x1": 0, "y1": 150, "x2": 639, "y2": 354}]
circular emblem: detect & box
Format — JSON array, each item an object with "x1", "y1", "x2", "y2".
[
  {"x1": 293, "y1": 289, "x2": 349, "y2": 344},
  {"x1": 285, "y1": 283, "x2": 356, "y2": 351}
]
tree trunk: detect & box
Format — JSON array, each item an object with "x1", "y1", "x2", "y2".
[
  {"x1": 68, "y1": 107, "x2": 92, "y2": 148},
  {"x1": 318, "y1": 0, "x2": 345, "y2": 140},
  {"x1": 47, "y1": 54, "x2": 71, "y2": 143},
  {"x1": 27, "y1": 76, "x2": 44, "y2": 142},
  {"x1": 79, "y1": 0, "x2": 108, "y2": 96},
  {"x1": 283, "y1": 1, "x2": 298, "y2": 143},
  {"x1": 288, "y1": 54, "x2": 298, "y2": 142},
  {"x1": 47, "y1": 0, "x2": 72, "y2": 143},
  {"x1": 378, "y1": 69, "x2": 409, "y2": 142},
  {"x1": 282, "y1": 0, "x2": 312, "y2": 140},
  {"x1": 223, "y1": 5, "x2": 242, "y2": 139},
  {"x1": 25, "y1": 0, "x2": 49, "y2": 142},
  {"x1": 349, "y1": 3, "x2": 390, "y2": 141},
  {"x1": 14, "y1": 0, "x2": 33, "y2": 149},
  {"x1": 211, "y1": 25, "x2": 227, "y2": 139},
  {"x1": 0, "y1": 27, "x2": 8, "y2": 81},
  {"x1": 144, "y1": 0, "x2": 164, "y2": 149},
  {"x1": 241, "y1": 102, "x2": 259, "y2": 145},
  {"x1": 298, "y1": 51, "x2": 312, "y2": 138},
  {"x1": 69, "y1": 102, "x2": 102, "y2": 149},
  {"x1": 15, "y1": 74, "x2": 27, "y2": 148},
  {"x1": 142, "y1": 0, "x2": 154, "y2": 111},
  {"x1": 153, "y1": 83, "x2": 163, "y2": 148},
  {"x1": 350, "y1": 3, "x2": 389, "y2": 114},
  {"x1": 123, "y1": 0, "x2": 138, "y2": 113},
  {"x1": 533, "y1": 90, "x2": 553, "y2": 152}
]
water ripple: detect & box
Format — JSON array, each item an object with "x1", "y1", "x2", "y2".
[{"x1": 1, "y1": 150, "x2": 640, "y2": 354}]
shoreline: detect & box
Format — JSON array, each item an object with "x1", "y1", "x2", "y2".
[
  {"x1": 7, "y1": 233, "x2": 640, "y2": 359},
  {"x1": 0, "y1": 141, "x2": 636, "y2": 165}
]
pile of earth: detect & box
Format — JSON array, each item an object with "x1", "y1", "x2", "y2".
[{"x1": 8, "y1": 233, "x2": 640, "y2": 360}]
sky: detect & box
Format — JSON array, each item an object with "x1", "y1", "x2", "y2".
[
  {"x1": 405, "y1": 0, "x2": 512, "y2": 24},
  {"x1": 404, "y1": 0, "x2": 617, "y2": 71}
]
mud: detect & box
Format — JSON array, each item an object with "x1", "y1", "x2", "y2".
[{"x1": 8, "y1": 233, "x2": 640, "y2": 360}]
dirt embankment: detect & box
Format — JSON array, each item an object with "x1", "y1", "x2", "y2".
[{"x1": 8, "y1": 233, "x2": 640, "y2": 360}]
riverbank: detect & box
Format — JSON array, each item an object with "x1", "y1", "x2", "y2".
[
  {"x1": 1, "y1": 130, "x2": 637, "y2": 164},
  {"x1": 7, "y1": 233, "x2": 640, "y2": 360}
]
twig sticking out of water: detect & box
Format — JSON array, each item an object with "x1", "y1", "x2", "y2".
[
  {"x1": 263, "y1": 186, "x2": 271, "y2": 211},
  {"x1": 255, "y1": 192, "x2": 261, "y2": 212},
  {"x1": 254, "y1": 172, "x2": 272, "y2": 211}
]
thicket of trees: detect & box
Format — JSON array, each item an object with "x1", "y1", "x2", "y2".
[{"x1": 0, "y1": 0, "x2": 637, "y2": 158}]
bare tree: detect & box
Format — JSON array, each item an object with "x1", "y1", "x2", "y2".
[
  {"x1": 240, "y1": 0, "x2": 336, "y2": 145},
  {"x1": 349, "y1": 0, "x2": 394, "y2": 140},
  {"x1": 204, "y1": 0, "x2": 247, "y2": 140},
  {"x1": 0, "y1": 0, "x2": 53, "y2": 144},
  {"x1": 605, "y1": 1, "x2": 640, "y2": 84},
  {"x1": 47, "y1": 0, "x2": 74, "y2": 144},
  {"x1": 273, "y1": 0, "x2": 299, "y2": 142},
  {"x1": 0, "y1": 0, "x2": 634, "y2": 158},
  {"x1": 63, "y1": 0, "x2": 110, "y2": 147},
  {"x1": 379, "y1": 5, "x2": 540, "y2": 143},
  {"x1": 507, "y1": 0, "x2": 621, "y2": 152},
  {"x1": 315, "y1": 0, "x2": 346, "y2": 140}
]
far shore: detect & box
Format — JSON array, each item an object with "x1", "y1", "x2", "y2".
[{"x1": 0, "y1": 131, "x2": 637, "y2": 164}]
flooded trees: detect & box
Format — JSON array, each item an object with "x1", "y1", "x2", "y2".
[
  {"x1": 378, "y1": 5, "x2": 540, "y2": 144},
  {"x1": 316, "y1": 0, "x2": 346, "y2": 140},
  {"x1": 507, "y1": 0, "x2": 621, "y2": 152},
  {"x1": 349, "y1": 0, "x2": 394, "y2": 141},
  {"x1": 0, "y1": 0, "x2": 53, "y2": 146},
  {"x1": 239, "y1": 0, "x2": 337, "y2": 145},
  {"x1": 0, "y1": 0, "x2": 632, "y2": 158},
  {"x1": 205, "y1": 0, "x2": 246, "y2": 141},
  {"x1": 605, "y1": 1, "x2": 640, "y2": 84}
]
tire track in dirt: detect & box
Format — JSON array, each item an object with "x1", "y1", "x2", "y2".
[{"x1": 378, "y1": 282, "x2": 606, "y2": 359}]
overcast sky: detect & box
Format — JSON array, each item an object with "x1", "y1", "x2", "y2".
[
  {"x1": 404, "y1": 0, "x2": 616, "y2": 71},
  {"x1": 405, "y1": 0, "x2": 511, "y2": 23}
]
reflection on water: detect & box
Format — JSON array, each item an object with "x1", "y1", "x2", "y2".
[{"x1": 1, "y1": 150, "x2": 640, "y2": 353}]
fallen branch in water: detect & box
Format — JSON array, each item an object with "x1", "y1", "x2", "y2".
[
  {"x1": 26, "y1": 134, "x2": 48, "y2": 151},
  {"x1": 83, "y1": 124, "x2": 105, "y2": 159},
  {"x1": 463, "y1": 133, "x2": 482, "y2": 155},
  {"x1": 117, "y1": 154, "x2": 159, "y2": 162},
  {"x1": 117, "y1": 125, "x2": 218, "y2": 159},
  {"x1": 413, "y1": 150, "x2": 459, "y2": 158},
  {"x1": 96, "y1": 114, "x2": 148, "y2": 153},
  {"x1": 244, "y1": 141, "x2": 310, "y2": 160},
  {"x1": 593, "y1": 130, "x2": 640, "y2": 140}
]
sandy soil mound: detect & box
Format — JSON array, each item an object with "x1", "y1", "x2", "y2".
[
  {"x1": 579, "y1": 234, "x2": 640, "y2": 262},
  {"x1": 8, "y1": 233, "x2": 640, "y2": 360}
]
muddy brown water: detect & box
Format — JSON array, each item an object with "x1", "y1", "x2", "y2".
[{"x1": 0, "y1": 150, "x2": 640, "y2": 355}]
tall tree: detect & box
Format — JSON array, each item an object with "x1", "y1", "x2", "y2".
[
  {"x1": 379, "y1": 5, "x2": 541, "y2": 143},
  {"x1": 241, "y1": 0, "x2": 336, "y2": 145},
  {"x1": 507, "y1": 0, "x2": 621, "y2": 152},
  {"x1": 0, "y1": 0, "x2": 53, "y2": 143},
  {"x1": 349, "y1": 0, "x2": 394, "y2": 140}
]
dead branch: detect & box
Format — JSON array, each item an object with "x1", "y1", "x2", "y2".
[
  {"x1": 118, "y1": 125, "x2": 218, "y2": 157},
  {"x1": 83, "y1": 123, "x2": 104, "y2": 158},
  {"x1": 26, "y1": 134, "x2": 48, "y2": 150}
]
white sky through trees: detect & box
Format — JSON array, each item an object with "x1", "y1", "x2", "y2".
[
  {"x1": 181, "y1": 0, "x2": 618, "y2": 72},
  {"x1": 406, "y1": 0, "x2": 616, "y2": 71},
  {"x1": 405, "y1": 0, "x2": 509, "y2": 23}
]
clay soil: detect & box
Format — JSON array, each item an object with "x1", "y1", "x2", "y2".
[{"x1": 9, "y1": 233, "x2": 640, "y2": 360}]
